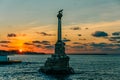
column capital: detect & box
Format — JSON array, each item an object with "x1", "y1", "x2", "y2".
[{"x1": 57, "y1": 9, "x2": 63, "y2": 19}]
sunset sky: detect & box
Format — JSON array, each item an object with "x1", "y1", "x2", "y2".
[{"x1": 0, "y1": 0, "x2": 120, "y2": 54}]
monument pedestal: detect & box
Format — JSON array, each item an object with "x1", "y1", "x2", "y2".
[
  {"x1": 40, "y1": 10, "x2": 74, "y2": 74},
  {"x1": 40, "y1": 41, "x2": 74, "y2": 74},
  {"x1": 40, "y1": 55, "x2": 74, "y2": 74}
]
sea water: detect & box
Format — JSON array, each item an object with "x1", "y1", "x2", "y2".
[{"x1": 0, "y1": 54, "x2": 120, "y2": 80}]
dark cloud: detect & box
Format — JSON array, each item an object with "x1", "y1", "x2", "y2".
[
  {"x1": 90, "y1": 42, "x2": 107, "y2": 48},
  {"x1": 73, "y1": 42, "x2": 81, "y2": 44},
  {"x1": 85, "y1": 28, "x2": 88, "y2": 29},
  {"x1": 115, "y1": 44, "x2": 120, "y2": 47},
  {"x1": 24, "y1": 41, "x2": 42, "y2": 48},
  {"x1": 70, "y1": 27, "x2": 81, "y2": 30},
  {"x1": 44, "y1": 45, "x2": 54, "y2": 49},
  {"x1": 0, "y1": 45, "x2": 9, "y2": 47},
  {"x1": 112, "y1": 40, "x2": 120, "y2": 43},
  {"x1": 32, "y1": 41, "x2": 51, "y2": 48},
  {"x1": 65, "y1": 34, "x2": 67, "y2": 36},
  {"x1": 89, "y1": 43, "x2": 120, "y2": 51},
  {"x1": 92, "y1": 31, "x2": 108, "y2": 37},
  {"x1": 112, "y1": 32, "x2": 120, "y2": 36},
  {"x1": 102, "y1": 47, "x2": 114, "y2": 51},
  {"x1": 78, "y1": 34, "x2": 82, "y2": 36},
  {"x1": 108, "y1": 32, "x2": 120, "y2": 43},
  {"x1": 100, "y1": 45, "x2": 120, "y2": 51},
  {"x1": 116, "y1": 41, "x2": 120, "y2": 43},
  {"x1": 35, "y1": 45, "x2": 41, "y2": 48},
  {"x1": 41, "y1": 40, "x2": 50, "y2": 45},
  {"x1": 36, "y1": 32, "x2": 55, "y2": 36},
  {"x1": 110, "y1": 37, "x2": 120, "y2": 39},
  {"x1": 79, "y1": 38, "x2": 86, "y2": 40},
  {"x1": 111, "y1": 32, "x2": 120, "y2": 40},
  {"x1": 24, "y1": 42, "x2": 33, "y2": 45},
  {"x1": 108, "y1": 38, "x2": 116, "y2": 41},
  {"x1": 0, "y1": 40, "x2": 11, "y2": 43},
  {"x1": 71, "y1": 46, "x2": 84, "y2": 49},
  {"x1": 32, "y1": 40, "x2": 50, "y2": 45},
  {"x1": 65, "y1": 45, "x2": 71, "y2": 47},
  {"x1": 7, "y1": 33, "x2": 16, "y2": 37},
  {"x1": 69, "y1": 42, "x2": 120, "y2": 52},
  {"x1": 32, "y1": 40, "x2": 41, "y2": 44},
  {"x1": 62, "y1": 38, "x2": 71, "y2": 42}
]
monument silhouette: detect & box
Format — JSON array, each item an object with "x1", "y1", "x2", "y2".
[{"x1": 40, "y1": 10, "x2": 74, "y2": 74}]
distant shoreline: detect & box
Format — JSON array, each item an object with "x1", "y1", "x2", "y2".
[
  {"x1": 46, "y1": 53, "x2": 120, "y2": 55},
  {"x1": 1, "y1": 50, "x2": 120, "y2": 55}
]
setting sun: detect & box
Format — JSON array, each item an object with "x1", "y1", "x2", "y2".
[{"x1": 19, "y1": 49, "x2": 23, "y2": 53}]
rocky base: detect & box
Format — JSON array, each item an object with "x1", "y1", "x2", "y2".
[
  {"x1": 39, "y1": 66, "x2": 74, "y2": 74},
  {"x1": 39, "y1": 54, "x2": 74, "y2": 74}
]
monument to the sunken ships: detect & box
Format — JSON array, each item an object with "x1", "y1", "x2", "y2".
[{"x1": 40, "y1": 10, "x2": 74, "y2": 74}]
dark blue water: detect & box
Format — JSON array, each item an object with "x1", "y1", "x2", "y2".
[{"x1": 0, "y1": 55, "x2": 120, "y2": 80}]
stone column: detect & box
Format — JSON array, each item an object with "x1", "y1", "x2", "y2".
[
  {"x1": 57, "y1": 10, "x2": 63, "y2": 41},
  {"x1": 58, "y1": 18, "x2": 62, "y2": 41},
  {"x1": 55, "y1": 10, "x2": 65, "y2": 55}
]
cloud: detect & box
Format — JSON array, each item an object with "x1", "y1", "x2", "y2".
[
  {"x1": 62, "y1": 38, "x2": 71, "y2": 42},
  {"x1": 32, "y1": 40, "x2": 41, "y2": 44},
  {"x1": 0, "y1": 40, "x2": 11, "y2": 43},
  {"x1": 7, "y1": 33, "x2": 17, "y2": 37},
  {"x1": 78, "y1": 38, "x2": 86, "y2": 40},
  {"x1": 24, "y1": 42, "x2": 33, "y2": 45},
  {"x1": 44, "y1": 45, "x2": 54, "y2": 49},
  {"x1": 32, "y1": 40, "x2": 50, "y2": 45},
  {"x1": 70, "y1": 27, "x2": 81, "y2": 30},
  {"x1": 112, "y1": 32, "x2": 120, "y2": 36},
  {"x1": 90, "y1": 42, "x2": 107, "y2": 48},
  {"x1": 78, "y1": 34, "x2": 82, "y2": 36},
  {"x1": 32, "y1": 40, "x2": 51, "y2": 48},
  {"x1": 36, "y1": 32, "x2": 55, "y2": 36},
  {"x1": 69, "y1": 42, "x2": 120, "y2": 52},
  {"x1": 92, "y1": 31, "x2": 108, "y2": 37},
  {"x1": 41, "y1": 40, "x2": 50, "y2": 45},
  {"x1": 70, "y1": 42, "x2": 120, "y2": 52},
  {"x1": 0, "y1": 45, "x2": 9, "y2": 47},
  {"x1": 85, "y1": 28, "x2": 88, "y2": 29},
  {"x1": 89, "y1": 42, "x2": 120, "y2": 51},
  {"x1": 109, "y1": 38, "x2": 120, "y2": 43},
  {"x1": 65, "y1": 45, "x2": 71, "y2": 47},
  {"x1": 110, "y1": 37, "x2": 120, "y2": 40},
  {"x1": 73, "y1": 42, "x2": 81, "y2": 44},
  {"x1": 24, "y1": 41, "x2": 42, "y2": 48},
  {"x1": 71, "y1": 46, "x2": 84, "y2": 49},
  {"x1": 109, "y1": 32, "x2": 120, "y2": 43},
  {"x1": 108, "y1": 38, "x2": 116, "y2": 42},
  {"x1": 35, "y1": 45, "x2": 41, "y2": 48},
  {"x1": 116, "y1": 41, "x2": 120, "y2": 43}
]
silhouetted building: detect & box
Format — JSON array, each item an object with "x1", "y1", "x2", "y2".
[{"x1": 0, "y1": 50, "x2": 9, "y2": 61}]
